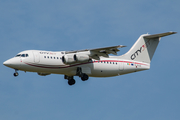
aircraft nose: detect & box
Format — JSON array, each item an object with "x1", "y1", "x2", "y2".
[
  {"x1": 3, "y1": 58, "x2": 21, "y2": 69},
  {"x1": 3, "y1": 59, "x2": 12, "y2": 67}
]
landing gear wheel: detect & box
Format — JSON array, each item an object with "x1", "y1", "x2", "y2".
[
  {"x1": 81, "y1": 73, "x2": 89, "y2": 81},
  {"x1": 68, "y1": 79, "x2": 76, "y2": 86},
  {"x1": 14, "y1": 72, "x2": 19, "y2": 77}
]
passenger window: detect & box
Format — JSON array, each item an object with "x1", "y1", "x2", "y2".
[
  {"x1": 44, "y1": 56, "x2": 46, "y2": 58},
  {"x1": 47, "y1": 56, "x2": 49, "y2": 59},
  {"x1": 57, "y1": 57, "x2": 59, "y2": 59},
  {"x1": 54, "y1": 57, "x2": 55, "y2": 59}
]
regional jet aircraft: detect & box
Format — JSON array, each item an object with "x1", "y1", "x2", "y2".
[{"x1": 3, "y1": 32, "x2": 176, "y2": 85}]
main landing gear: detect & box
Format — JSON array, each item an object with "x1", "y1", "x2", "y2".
[
  {"x1": 76, "y1": 67, "x2": 89, "y2": 81},
  {"x1": 64, "y1": 76, "x2": 76, "y2": 86},
  {"x1": 13, "y1": 69, "x2": 19, "y2": 77},
  {"x1": 64, "y1": 67, "x2": 89, "y2": 86}
]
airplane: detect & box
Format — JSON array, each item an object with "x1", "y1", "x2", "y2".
[{"x1": 3, "y1": 32, "x2": 176, "y2": 85}]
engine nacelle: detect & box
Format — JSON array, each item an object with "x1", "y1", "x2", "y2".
[
  {"x1": 74, "y1": 54, "x2": 90, "y2": 62},
  {"x1": 62, "y1": 54, "x2": 76, "y2": 64},
  {"x1": 37, "y1": 72, "x2": 51, "y2": 76}
]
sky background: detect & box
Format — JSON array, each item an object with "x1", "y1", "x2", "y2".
[{"x1": 0, "y1": 0, "x2": 180, "y2": 120}]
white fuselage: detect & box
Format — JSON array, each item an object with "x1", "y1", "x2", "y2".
[
  {"x1": 4, "y1": 50, "x2": 150, "y2": 77},
  {"x1": 3, "y1": 32, "x2": 176, "y2": 85}
]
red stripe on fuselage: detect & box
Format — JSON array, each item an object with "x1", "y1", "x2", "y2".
[{"x1": 24, "y1": 60, "x2": 148, "y2": 69}]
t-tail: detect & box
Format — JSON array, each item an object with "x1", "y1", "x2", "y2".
[{"x1": 119, "y1": 32, "x2": 177, "y2": 63}]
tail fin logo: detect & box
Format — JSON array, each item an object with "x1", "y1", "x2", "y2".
[
  {"x1": 131, "y1": 47, "x2": 143, "y2": 60},
  {"x1": 131, "y1": 41, "x2": 150, "y2": 60}
]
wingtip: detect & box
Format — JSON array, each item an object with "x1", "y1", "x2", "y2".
[
  {"x1": 118, "y1": 45, "x2": 126, "y2": 48},
  {"x1": 170, "y1": 31, "x2": 177, "y2": 34}
]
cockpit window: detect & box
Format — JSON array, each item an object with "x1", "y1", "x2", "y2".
[
  {"x1": 21, "y1": 54, "x2": 26, "y2": 57},
  {"x1": 15, "y1": 54, "x2": 29, "y2": 57},
  {"x1": 15, "y1": 54, "x2": 21, "y2": 57}
]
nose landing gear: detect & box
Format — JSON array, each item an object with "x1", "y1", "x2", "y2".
[{"x1": 13, "y1": 70, "x2": 19, "y2": 77}]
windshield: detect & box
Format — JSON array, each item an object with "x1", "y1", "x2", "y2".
[
  {"x1": 15, "y1": 54, "x2": 21, "y2": 57},
  {"x1": 21, "y1": 54, "x2": 26, "y2": 57},
  {"x1": 15, "y1": 54, "x2": 29, "y2": 57}
]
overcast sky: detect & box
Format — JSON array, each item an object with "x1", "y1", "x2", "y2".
[{"x1": 0, "y1": 0, "x2": 180, "y2": 120}]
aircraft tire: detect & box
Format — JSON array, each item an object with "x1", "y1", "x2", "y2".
[
  {"x1": 14, "y1": 72, "x2": 19, "y2": 77},
  {"x1": 81, "y1": 73, "x2": 89, "y2": 81},
  {"x1": 68, "y1": 79, "x2": 76, "y2": 86}
]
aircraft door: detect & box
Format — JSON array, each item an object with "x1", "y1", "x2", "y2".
[
  {"x1": 33, "y1": 51, "x2": 40, "y2": 63},
  {"x1": 119, "y1": 61, "x2": 124, "y2": 71}
]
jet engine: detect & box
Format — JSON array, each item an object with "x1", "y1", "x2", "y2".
[
  {"x1": 74, "y1": 54, "x2": 90, "y2": 62},
  {"x1": 62, "y1": 53, "x2": 90, "y2": 65},
  {"x1": 62, "y1": 54, "x2": 76, "y2": 64}
]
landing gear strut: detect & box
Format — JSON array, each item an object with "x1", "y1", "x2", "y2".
[
  {"x1": 76, "y1": 67, "x2": 89, "y2": 81},
  {"x1": 14, "y1": 70, "x2": 19, "y2": 77}
]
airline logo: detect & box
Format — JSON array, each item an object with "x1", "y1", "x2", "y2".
[
  {"x1": 131, "y1": 46, "x2": 143, "y2": 60},
  {"x1": 131, "y1": 40, "x2": 151, "y2": 60}
]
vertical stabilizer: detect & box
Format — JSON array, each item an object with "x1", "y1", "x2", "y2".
[{"x1": 119, "y1": 32, "x2": 176, "y2": 63}]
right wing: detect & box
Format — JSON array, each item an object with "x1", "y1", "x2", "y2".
[
  {"x1": 65, "y1": 45, "x2": 126, "y2": 59},
  {"x1": 62, "y1": 45, "x2": 126, "y2": 64},
  {"x1": 89, "y1": 45, "x2": 126, "y2": 59}
]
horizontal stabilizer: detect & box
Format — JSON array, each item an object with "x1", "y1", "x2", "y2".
[{"x1": 144, "y1": 31, "x2": 177, "y2": 39}]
